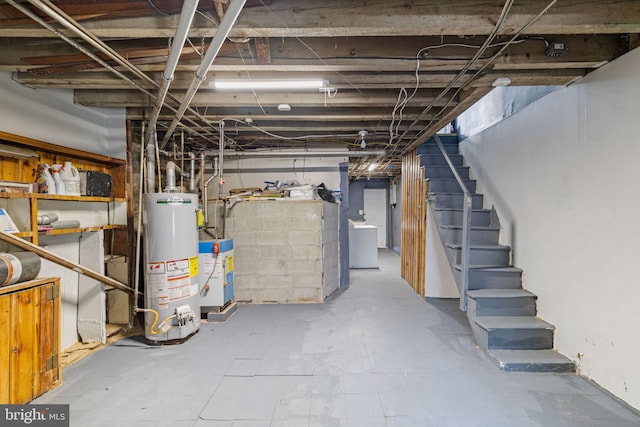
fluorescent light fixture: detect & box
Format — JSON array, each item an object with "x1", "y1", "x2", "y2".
[
  {"x1": 214, "y1": 79, "x2": 325, "y2": 90},
  {"x1": 277, "y1": 104, "x2": 291, "y2": 112},
  {"x1": 492, "y1": 77, "x2": 512, "y2": 87},
  {"x1": 367, "y1": 163, "x2": 378, "y2": 171}
]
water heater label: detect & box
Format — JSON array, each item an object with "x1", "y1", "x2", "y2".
[
  {"x1": 166, "y1": 258, "x2": 196, "y2": 301},
  {"x1": 189, "y1": 256, "x2": 198, "y2": 277}
]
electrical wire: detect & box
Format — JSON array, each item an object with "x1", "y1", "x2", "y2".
[
  {"x1": 405, "y1": 0, "x2": 560, "y2": 150},
  {"x1": 392, "y1": 0, "x2": 516, "y2": 154}
]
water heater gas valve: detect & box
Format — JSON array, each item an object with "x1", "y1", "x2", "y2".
[{"x1": 175, "y1": 304, "x2": 196, "y2": 324}]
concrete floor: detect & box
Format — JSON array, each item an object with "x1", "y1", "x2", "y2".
[{"x1": 35, "y1": 250, "x2": 640, "y2": 426}]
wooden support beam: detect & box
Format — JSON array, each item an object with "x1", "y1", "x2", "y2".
[
  {"x1": 2, "y1": 0, "x2": 638, "y2": 38},
  {"x1": 74, "y1": 89, "x2": 459, "y2": 108}
]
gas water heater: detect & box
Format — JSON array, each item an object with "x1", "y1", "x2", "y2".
[{"x1": 143, "y1": 193, "x2": 200, "y2": 342}]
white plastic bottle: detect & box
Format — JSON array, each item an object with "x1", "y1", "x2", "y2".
[
  {"x1": 51, "y1": 164, "x2": 66, "y2": 195},
  {"x1": 60, "y1": 161, "x2": 81, "y2": 196},
  {"x1": 37, "y1": 164, "x2": 56, "y2": 195}
]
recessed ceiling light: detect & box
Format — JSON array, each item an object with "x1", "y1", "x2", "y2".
[{"x1": 277, "y1": 104, "x2": 291, "y2": 112}]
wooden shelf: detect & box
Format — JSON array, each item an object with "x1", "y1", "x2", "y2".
[
  {"x1": 0, "y1": 193, "x2": 125, "y2": 203},
  {"x1": 38, "y1": 224, "x2": 126, "y2": 236}
]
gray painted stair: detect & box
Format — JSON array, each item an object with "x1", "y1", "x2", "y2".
[
  {"x1": 432, "y1": 208, "x2": 492, "y2": 227},
  {"x1": 472, "y1": 316, "x2": 554, "y2": 350},
  {"x1": 439, "y1": 225, "x2": 500, "y2": 245},
  {"x1": 430, "y1": 193, "x2": 484, "y2": 209},
  {"x1": 421, "y1": 136, "x2": 575, "y2": 373},
  {"x1": 454, "y1": 265, "x2": 523, "y2": 290},
  {"x1": 467, "y1": 289, "x2": 537, "y2": 317},
  {"x1": 421, "y1": 153, "x2": 464, "y2": 167},
  {"x1": 429, "y1": 178, "x2": 477, "y2": 193},
  {"x1": 424, "y1": 165, "x2": 470, "y2": 179},
  {"x1": 445, "y1": 243, "x2": 511, "y2": 266},
  {"x1": 487, "y1": 349, "x2": 577, "y2": 373}
]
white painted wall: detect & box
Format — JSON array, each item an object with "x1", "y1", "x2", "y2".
[
  {"x1": 0, "y1": 72, "x2": 126, "y2": 159},
  {"x1": 0, "y1": 73, "x2": 127, "y2": 349},
  {"x1": 425, "y1": 204, "x2": 459, "y2": 298},
  {"x1": 459, "y1": 47, "x2": 640, "y2": 410}
]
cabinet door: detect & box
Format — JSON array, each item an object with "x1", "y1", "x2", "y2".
[
  {"x1": 36, "y1": 282, "x2": 60, "y2": 397},
  {"x1": 10, "y1": 288, "x2": 36, "y2": 404},
  {"x1": 0, "y1": 293, "x2": 10, "y2": 403}
]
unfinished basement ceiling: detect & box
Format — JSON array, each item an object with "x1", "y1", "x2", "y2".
[{"x1": 1, "y1": 0, "x2": 639, "y2": 178}]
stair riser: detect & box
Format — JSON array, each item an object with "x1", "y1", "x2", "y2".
[
  {"x1": 446, "y1": 246, "x2": 510, "y2": 266},
  {"x1": 459, "y1": 269, "x2": 523, "y2": 290},
  {"x1": 417, "y1": 145, "x2": 459, "y2": 155},
  {"x1": 470, "y1": 322, "x2": 554, "y2": 350},
  {"x1": 429, "y1": 179, "x2": 477, "y2": 194},
  {"x1": 434, "y1": 210, "x2": 491, "y2": 227},
  {"x1": 496, "y1": 361, "x2": 576, "y2": 373},
  {"x1": 443, "y1": 228, "x2": 499, "y2": 245},
  {"x1": 468, "y1": 296, "x2": 537, "y2": 317},
  {"x1": 420, "y1": 154, "x2": 464, "y2": 167},
  {"x1": 430, "y1": 193, "x2": 484, "y2": 209},
  {"x1": 424, "y1": 167, "x2": 470, "y2": 180}
]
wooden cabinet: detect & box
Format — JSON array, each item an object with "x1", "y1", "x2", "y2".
[{"x1": 0, "y1": 277, "x2": 61, "y2": 404}]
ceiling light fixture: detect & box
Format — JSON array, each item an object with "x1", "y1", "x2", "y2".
[
  {"x1": 367, "y1": 163, "x2": 378, "y2": 171},
  {"x1": 492, "y1": 77, "x2": 512, "y2": 87},
  {"x1": 359, "y1": 130, "x2": 368, "y2": 149},
  {"x1": 277, "y1": 104, "x2": 291, "y2": 112},
  {"x1": 213, "y1": 79, "x2": 326, "y2": 90}
]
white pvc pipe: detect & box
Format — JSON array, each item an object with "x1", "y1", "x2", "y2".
[
  {"x1": 160, "y1": 0, "x2": 247, "y2": 149},
  {"x1": 144, "y1": 0, "x2": 200, "y2": 146}
]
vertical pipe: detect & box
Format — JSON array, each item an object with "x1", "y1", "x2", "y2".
[
  {"x1": 461, "y1": 194, "x2": 472, "y2": 311},
  {"x1": 218, "y1": 120, "x2": 225, "y2": 196},
  {"x1": 134, "y1": 123, "x2": 146, "y2": 311},
  {"x1": 188, "y1": 153, "x2": 197, "y2": 193}
]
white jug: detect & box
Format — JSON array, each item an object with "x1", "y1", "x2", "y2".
[
  {"x1": 60, "y1": 161, "x2": 81, "y2": 196},
  {"x1": 51, "y1": 164, "x2": 66, "y2": 195}
]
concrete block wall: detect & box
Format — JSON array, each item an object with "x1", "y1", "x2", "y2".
[
  {"x1": 322, "y1": 202, "x2": 340, "y2": 297},
  {"x1": 214, "y1": 199, "x2": 339, "y2": 304}
]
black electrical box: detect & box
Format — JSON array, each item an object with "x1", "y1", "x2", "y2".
[{"x1": 80, "y1": 171, "x2": 112, "y2": 197}]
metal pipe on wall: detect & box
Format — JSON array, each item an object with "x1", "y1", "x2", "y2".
[
  {"x1": 160, "y1": 0, "x2": 247, "y2": 149},
  {"x1": 220, "y1": 150, "x2": 386, "y2": 158}
]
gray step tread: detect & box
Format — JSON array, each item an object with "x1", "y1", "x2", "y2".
[
  {"x1": 425, "y1": 165, "x2": 469, "y2": 170},
  {"x1": 454, "y1": 264, "x2": 523, "y2": 273},
  {"x1": 446, "y1": 243, "x2": 510, "y2": 251},
  {"x1": 475, "y1": 316, "x2": 554, "y2": 331},
  {"x1": 487, "y1": 349, "x2": 576, "y2": 373},
  {"x1": 428, "y1": 177, "x2": 476, "y2": 183},
  {"x1": 439, "y1": 224, "x2": 496, "y2": 231},
  {"x1": 467, "y1": 289, "x2": 536, "y2": 299},
  {"x1": 428, "y1": 191, "x2": 481, "y2": 196},
  {"x1": 434, "y1": 207, "x2": 489, "y2": 213}
]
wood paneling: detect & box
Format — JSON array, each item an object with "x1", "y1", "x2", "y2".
[
  {"x1": 401, "y1": 150, "x2": 427, "y2": 297},
  {"x1": 0, "y1": 294, "x2": 10, "y2": 403},
  {"x1": 0, "y1": 278, "x2": 60, "y2": 404}
]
